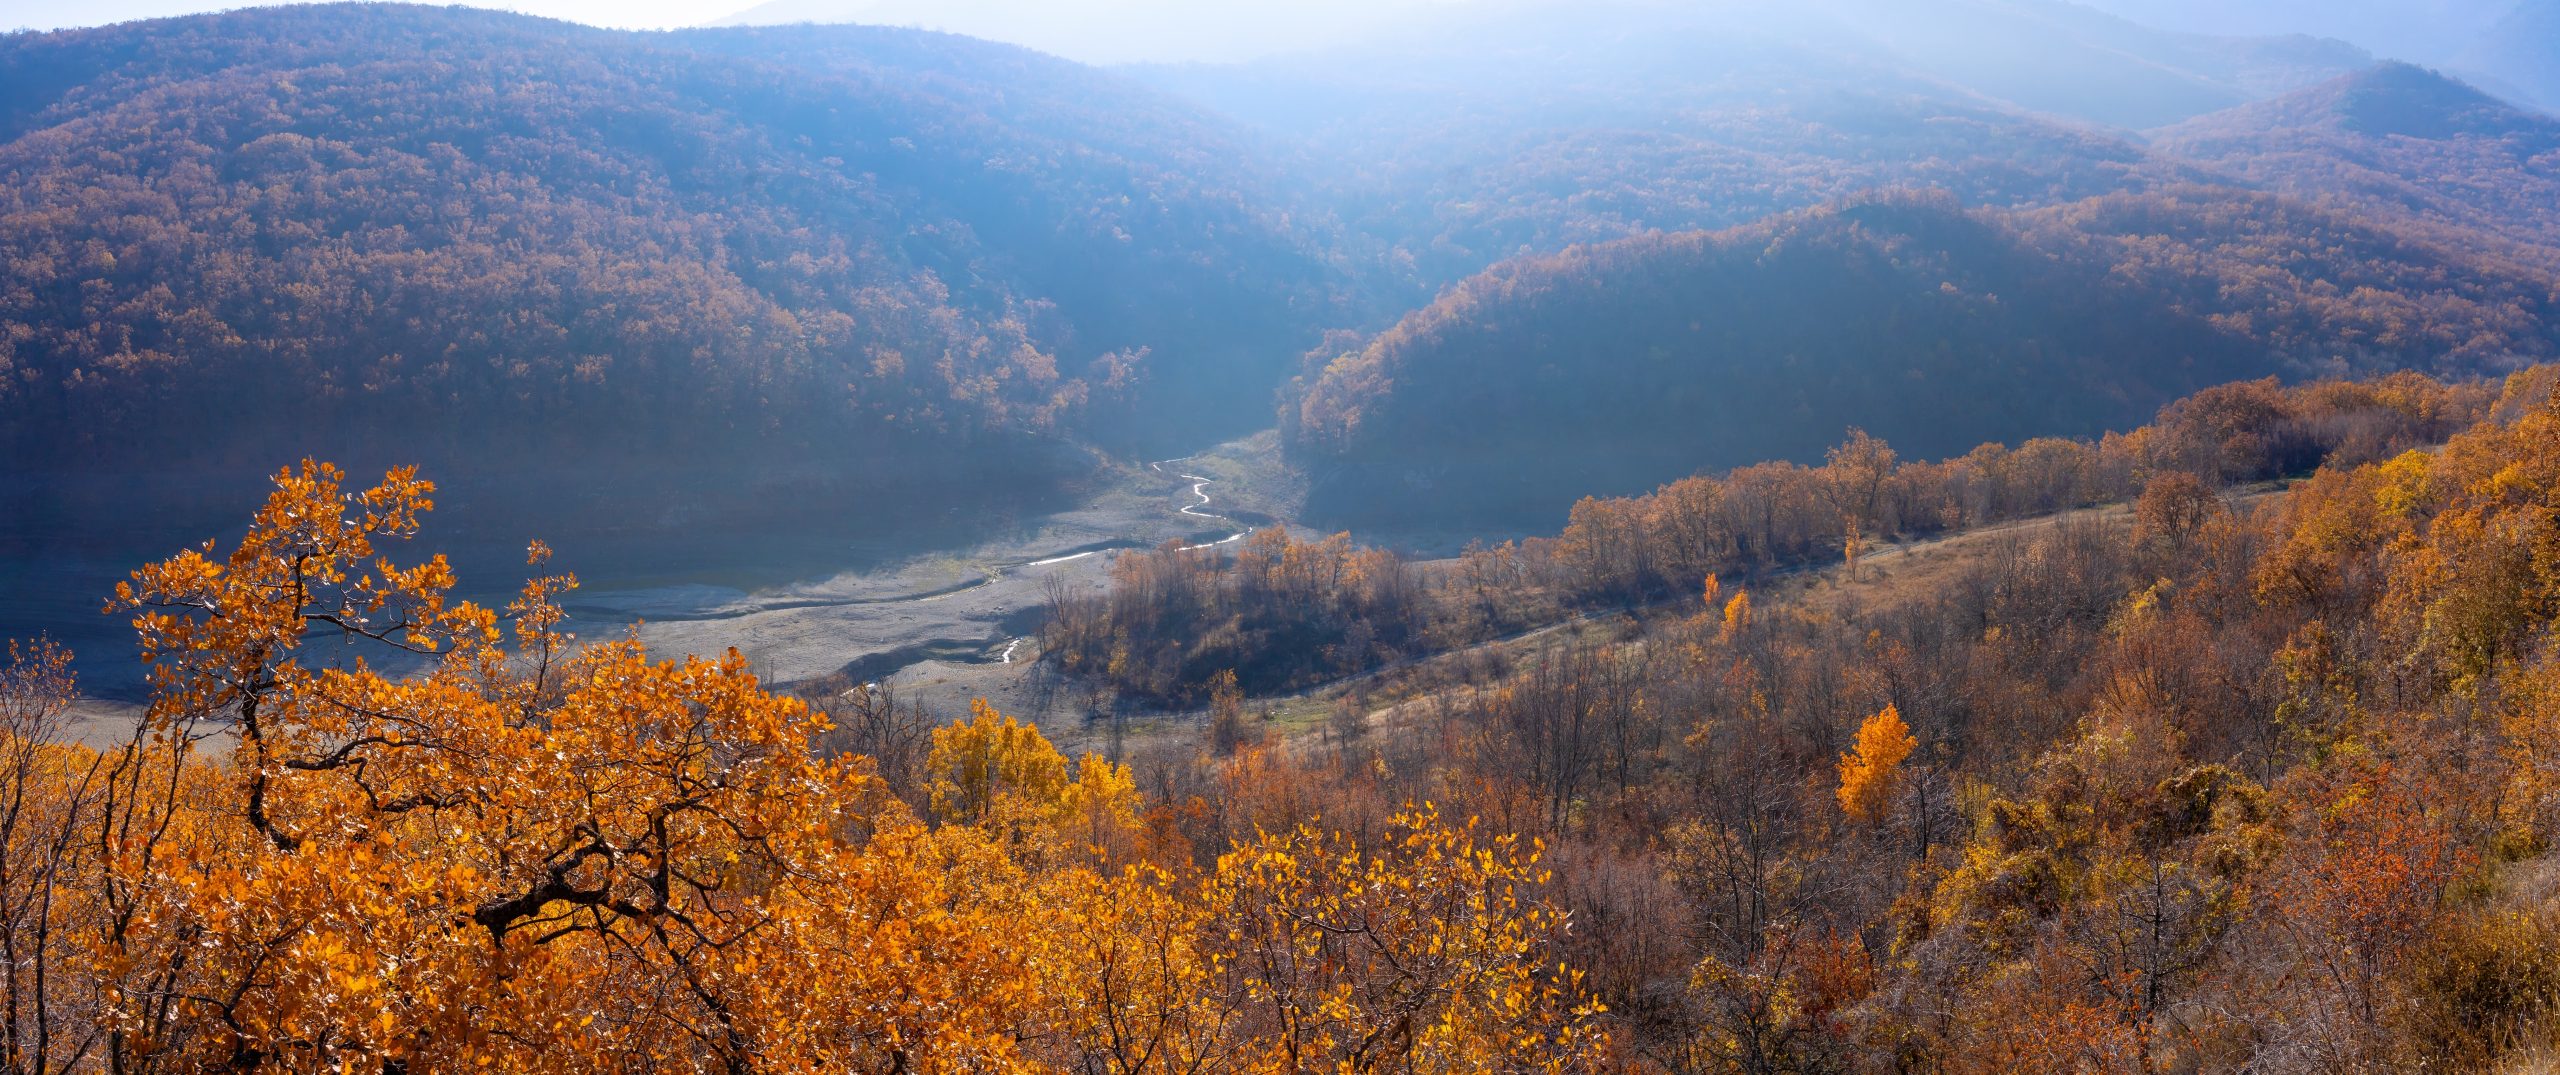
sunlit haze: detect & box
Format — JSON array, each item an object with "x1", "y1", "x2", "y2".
[
  {"x1": 0, "y1": 0, "x2": 714, "y2": 31},
  {"x1": 3, "y1": 0, "x2": 2560, "y2": 1066},
  {"x1": 1, "y1": 0, "x2": 2529, "y2": 66},
  {"x1": 0, "y1": 0, "x2": 1489, "y2": 60}
]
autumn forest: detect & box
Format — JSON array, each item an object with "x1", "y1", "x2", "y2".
[{"x1": 7, "y1": 0, "x2": 2560, "y2": 1072}]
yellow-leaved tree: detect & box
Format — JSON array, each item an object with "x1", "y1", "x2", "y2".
[
  {"x1": 1195, "y1": 805, "x2": 1610, "y2": 1073},
  {"x1": 925, "y1": 698, "x2": 1142, "y2": 866},
  {"x1": 928, "y1": 698, "x2": 1073, "y2": 825},
  {"x1": 1837, "y1": 704, "x2": 1916, "y2": 825}
]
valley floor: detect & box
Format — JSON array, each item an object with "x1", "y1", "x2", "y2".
[{"x1": 594, "y1": 432, "x2": 1304, "y2": 732}]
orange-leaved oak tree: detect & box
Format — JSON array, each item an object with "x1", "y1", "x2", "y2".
[
  {"x1": 60, "y1": 460, "x2": 1612, "y2": 1075},
  {"x1": 98, "y1": 462, "x2": 1051, "y2": 1072}
]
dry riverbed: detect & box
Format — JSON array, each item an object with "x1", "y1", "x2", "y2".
[{"x1": 570, "y1": 432, "x2": 1302, "y2": 728}]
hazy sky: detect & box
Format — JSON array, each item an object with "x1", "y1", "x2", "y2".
[
  {"x1": 0, "y1": 0, "x2": 2525, "y2": 68},
  {"x1": 0, "y1": 0, "x2": 1482, "y2": 63},
  {"x1": 0, "y1": 0, "x2": 728, "y2": 33}
]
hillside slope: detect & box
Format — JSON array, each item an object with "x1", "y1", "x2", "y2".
[
  {"x1": 1288, "y1": 190, "x2": 2560, "y2": 529},
  {"x1": 709, "y1": 0, "x2": 1451, "y2": 64},
  {"x1": 0, "y1": 3, "x2": 1342, "y2": 469},
  {"x1": 2152, "y1": 63, "x2": 2560, "y2": 268}
]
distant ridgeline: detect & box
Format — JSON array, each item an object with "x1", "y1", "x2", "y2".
[
  {"x1": 1126, "y1": 0, "x2": 2379, "y2": 300},
  {"x1": 0, "y1": 5, "x2": 1345, "y2": 472},
  {"x1": 2152, "y1": 62, "x2": 2560, "y2": 271}
]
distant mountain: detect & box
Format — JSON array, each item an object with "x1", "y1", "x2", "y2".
[
  {"x1": 707, "y1": 0, "x2": 1452, "y2": 65},
  {"x1": 2162, "y1": 60, "x2": 2547, "y2": 140},
  {"x1": 1269, "y1": 87, "x2": 2212, "y2": 298},
  {"x1": 0, "y1": 3, "x2": 1344, "y2": 471},
  {"x1": 2070, "y1": 0, "x2": 2510, "y2": 66},
  {"x1": 728, "y1": 0, "x2": 2374, "y2": 118},
  {"x1": 1130, "y1": 0, "x2": 2367, "y2": 296},
  {"x1": 2152, "y1": 63, "x2": 2560, "y2": 267},
  {"x1": 1131, "y1": 0, "x2": 2369, "y2": 133},
  {"x1": 1286, "y1": 189, "x2": 2560, "y2": 529},
  {"x1": 1811, "y1": 0, "x2": 2374, "y2": 128},
  {"x1": 2072, "y1": 0, "x2": 2553, "y2": 113},
  {"x1": 2454, "y1": 0, "x2": 2560, "y2": 112}
]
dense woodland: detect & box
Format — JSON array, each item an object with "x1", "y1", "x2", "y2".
[
  {"x1": 1287, "y1": 189, "x2": 2557, "y2": 528},
  {"x1": 2151, "y1": 63, "x2": 2560, "y2": 274},
  {"x1": 1, "y1": 3, "x2": 2547, "y2": 490},
  {"x1": 0, "y1": 6, "x2": 1341, "y2": 469},
  {"x1": 6, "y1": 365, "x2": 2560, "y2": 1071}
]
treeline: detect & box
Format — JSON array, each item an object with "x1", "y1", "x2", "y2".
[
  {"x1": 1055, "y1": 370, "x2": 2496, "y2": 704},
  {"x1": 1527, "y1": 369, "x2": 2495, "y2": 600},
  {"x1": 1287, "y1": 189, "x2": 2559, "y2": 528},
  {"x1": 0, "y1": 5, "x2": 1339, "y2": 469}
]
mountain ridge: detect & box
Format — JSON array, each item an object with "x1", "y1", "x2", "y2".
[
  {"x1": 1287, "y1": 186, "x2": 2560, "y2": 528},
  {"x1": 0, "y1": 3, "x2": 1347, "y2": 469},
  {"x1": 2152, "y1": 61, "x2": 2560, "y2": 269}
]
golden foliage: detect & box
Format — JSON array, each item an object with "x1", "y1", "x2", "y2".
[
  {"x1": 928, "y1": 698, "x2": 1072, "y2": 825},
  {"x1": 9, "y1": 460, "x2": 1607, "y2": 1073},
  {"x1": 1836, "y1": 704, "x2": 1916, "y2": 825}
]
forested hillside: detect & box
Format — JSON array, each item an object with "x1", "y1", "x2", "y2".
[
  {"x1": 2153, "y1": 62, "x2": 2560, "y2": 269},
  {"x1": 0, "y1": 4, "x2": 1342, "y2": 470},
  {"x1": 10, "y1": 0, "x2": 2560, "y2": 1067},
  {"x1": 0, "y1": 2, "x2": 2485, "y2": 484},
  {"x1": 1290, "y1": 94, "x2": 2198, "y2": 297},
  {"x1": 6, "y1": 2, "x2": 2526, "y2": 490},
  {"x1": 1020, "y1": 366, "x2": 2560, "y2": 1071},
  {"x1": 1287, "y1": 189, "x2": 2558, "y2": 528}
]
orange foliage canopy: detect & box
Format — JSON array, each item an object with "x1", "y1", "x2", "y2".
[
  {"x1": 1836, "y1": 704, "x2": 1916, "y2": 825},
  {"x1": 0, "y1": 459, "x2": 1609, "y2": 1073}
]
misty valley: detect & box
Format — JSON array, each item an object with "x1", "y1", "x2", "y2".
[{"x1": 3, "y1": 0, "x2": 2560, "y2": 1071}]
